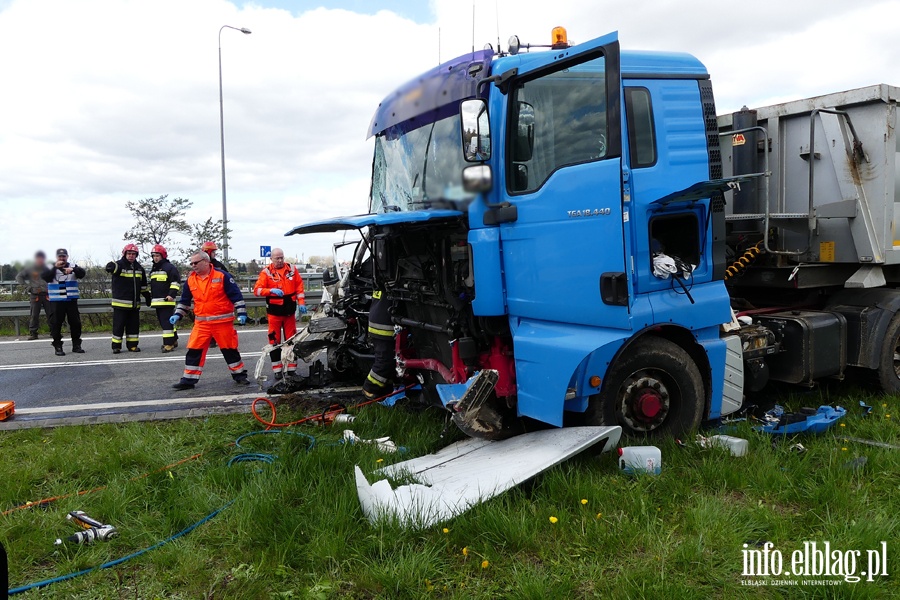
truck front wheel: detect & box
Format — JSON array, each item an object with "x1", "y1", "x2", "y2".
[
  {"x1": 876, "y1": 312, "x2": 900, "y2": 395},
  {"x1": 584, "y1": 337, "x2": 705, "y2": 437}
]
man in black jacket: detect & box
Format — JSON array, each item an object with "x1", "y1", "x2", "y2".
[
  {"x1": 149, "y1": 244, "x2": 181, "y2": 352},
  {"x1": 105, "y1": 243, "x2": 150, "y2": 353},
  {"x1": 41, "y1": 248, "x2": 86, "y2": 356}
]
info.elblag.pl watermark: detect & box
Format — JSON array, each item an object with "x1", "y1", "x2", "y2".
[{"x1": 741, "y1": 541, "x2": 888, "y2": 586}]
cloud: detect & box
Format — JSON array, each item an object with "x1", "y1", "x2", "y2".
[{"x1": 0, "y1": 0, "x2": 897, "y2": 264}]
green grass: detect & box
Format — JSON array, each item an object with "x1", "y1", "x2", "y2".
[{"x1": 1, "y1": 391, "x2": 899, "y2": 599}]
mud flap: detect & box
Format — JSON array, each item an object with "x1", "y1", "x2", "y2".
[{"x1": 355, "y1": 425, "x2": 622, "y2": 529}]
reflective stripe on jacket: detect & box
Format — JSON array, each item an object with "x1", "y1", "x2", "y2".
[
  {"x1": 175, "y1": 268, "x2": 246, "y2": 322},
  {"x1": 42, "y1": 263, "x2": 86, "y2": 302},
  {"x1": 253, "y1": 263, "x2": 304, "y2": 317},
  {"x1": 108, "y1": 258, "x2": 149, "y2": 310},
  {"x1": 149, "y1": 259, "x2": 181, "y2": 307}
]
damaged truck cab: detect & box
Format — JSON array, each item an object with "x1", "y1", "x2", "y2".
[{"x1": 288, "y1": 29, "x2": 742, "y2": 439}]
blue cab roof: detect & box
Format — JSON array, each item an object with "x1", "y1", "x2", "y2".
[{"x1": 489, "y1": 47, "x2": 708, "y2": 79}]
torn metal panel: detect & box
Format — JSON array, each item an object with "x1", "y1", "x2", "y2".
[{"x1": 355, "y1": 425, "x2": 622, "y2": 529}]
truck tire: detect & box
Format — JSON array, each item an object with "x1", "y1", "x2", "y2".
[
  {"x1": 584, "y1": 337, "x2": 705, "y2": 437},
  {"x1": 876, "y1": 312, "x2": 900, "y2": 395}
]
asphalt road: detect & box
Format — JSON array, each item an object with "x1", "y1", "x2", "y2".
[{"x1": 0, "y1": 326, "x2": 288, "y2": 429}]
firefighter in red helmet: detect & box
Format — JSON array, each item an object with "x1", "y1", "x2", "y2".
[
  {"x1": 105, "y1": 243, "x2": 150, "y2": 353},
  {"x1": 149, "y1": 244, "x2": 182, "y2": 352}
]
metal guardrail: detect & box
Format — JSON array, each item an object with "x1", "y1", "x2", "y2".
[{"x1": 0, "y1": 273, "x2": 322, "y2": 335}]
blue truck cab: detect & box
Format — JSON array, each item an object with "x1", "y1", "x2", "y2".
[{"x1": 288, "y1": 30, "x2": 744, "y2": 439}]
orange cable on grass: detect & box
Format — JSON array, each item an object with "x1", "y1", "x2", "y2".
[
  {"x1": 2, "y1": 452, "x2": 205, "y2": 516},
  {"x1": 4, "y1": 385, "x2": 416, "y2": 516},
  {"x1": 250, "y1": 384, "x2": 417, "y2": 430}
]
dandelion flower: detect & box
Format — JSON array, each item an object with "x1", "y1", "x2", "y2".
[
  {"x1": 841, "y1": 447, "x2": 848, "y2": 451},
  {"x1": 462, "y1": 547, "x2": 468, "y2": 556},
  {"x1": 839, "y1": 423, "x2": 846, "y2": 427},
  {"x1": 549, "y1": 516, "x2": 558, "y2": 524},
  {"x1": 596, "y1": 512, "x2": 602, "y2": 519},
  {"x1": 481, "y1": 560, "x2": 490, "y2": 569},
  {"x1": 442, "y1": 528, "x2": 449, "y2": 534},
  {"x1": 887, "y1": 414, "x2": 892, "y2": 419},
  {"x1": 580, "y1": 499, "x2": 588, "y2": 505},
  {"x1": 376, "y1": 458, "x2": 384, "y2": 463}
]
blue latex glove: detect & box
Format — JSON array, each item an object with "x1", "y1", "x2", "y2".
[
  {"x1": 298, "y1": 305, "x2": 308, "y2": 315},
  {"x1": 270, "y1": 288, "x2": 284, "y2": 297},
  {"x1": 169, "y1": 315, "x2": 181, "y2": 325},
  {"x1": 237, "y1": 315, "x2": 247, "y2": 325}
]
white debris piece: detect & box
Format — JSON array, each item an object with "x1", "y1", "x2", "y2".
[
  {"x1": 651, "y1": 253, "x2": 695, "y2": 280},
  {"x1": 355, "y1": 425, "x2": 622, "y2": 529},
  {"x1": 343, "y1": 430, "x2": 399, "y2": 453}
]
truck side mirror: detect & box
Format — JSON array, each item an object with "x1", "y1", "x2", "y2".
[
  {"x1": 460, "y1": 99, "x2": 491, "y2": 162},
  {"x1": 463, "y1": 164, "x2": 492, "y2": 193},
  {"x1": 512, "y1": 101, "x2": 535, "y2": 162}
]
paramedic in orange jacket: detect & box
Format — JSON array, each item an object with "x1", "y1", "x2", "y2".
[
  {"x1": 170, "y1": 251, "x2": 250, "y2": 390},
  {"x1": 253, "y1": 247, "x2": 306, "y2": 379}
]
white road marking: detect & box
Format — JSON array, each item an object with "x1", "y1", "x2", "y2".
[
  {"x1": 16, "y1": 393, "x2": 263, "y2": 414},
  {"x1": 0, "y1": 329, "x2": 269, "y2": 345},
  {"x1": 0, "y1": 352, "x2": 265, "y2": 371}
]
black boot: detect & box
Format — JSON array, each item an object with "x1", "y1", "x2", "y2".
[
  {"x1": 172, "y1": 381, "x2": 195, "y2": 391},
  {"x1": 54, "y1": 346, "x2": 65, "y2": 357},
  {"x1": 232, "y1": 370, "x2": 250, "y2": 385},
  {"x1": 72, "y1": 344, "x2": 84, "y2": 354}
]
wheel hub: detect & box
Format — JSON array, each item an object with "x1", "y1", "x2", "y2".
[
  {"x1": 636, "y1": 391, "x2": 663, "y2": 419},
  {"x1": 618, "y1": 372, "x2": 672, "y2": 432}
]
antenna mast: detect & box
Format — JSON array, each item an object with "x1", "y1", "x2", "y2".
[
  {"x1": 495, "y1": 0, "x2": 500, "y2": 51},
  {"x1": 471, "y1": 1, "x2": 475, "y2": 53}
]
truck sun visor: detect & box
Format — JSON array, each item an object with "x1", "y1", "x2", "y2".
[{"x1": 367, "y1": 49, "x2": 493, "y2": 139}]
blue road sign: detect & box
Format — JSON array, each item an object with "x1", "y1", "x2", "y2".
[{"x1": 260, "y1": 246, "x2": 272, "y2": 258}]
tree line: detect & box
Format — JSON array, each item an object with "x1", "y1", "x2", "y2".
[{"x1": 123, "y1": 194, "x2": 230, "y2": 264}]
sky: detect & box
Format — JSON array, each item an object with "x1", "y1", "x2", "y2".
[{"x1": 0, "y1": 0, "x2": 898, "y2": 266}]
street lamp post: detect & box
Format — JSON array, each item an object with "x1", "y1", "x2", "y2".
[{"x1": 218, "y1": 24, "x2": 251, "y2": 263}]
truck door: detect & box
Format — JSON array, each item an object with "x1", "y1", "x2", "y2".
[
  {"x1": 622, "y1": 79, "x2": 716, "y2": 295},
  {"x1": 498, "y1": 34, "x2": 629, "y2": 330}
]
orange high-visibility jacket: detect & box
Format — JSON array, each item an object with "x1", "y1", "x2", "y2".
[
  {"x1": 175, "y1": 268, "x2": 247, "y2": 323},
  {"x1": 253, "y1": 263, "x2": 305, "y2": 316}
]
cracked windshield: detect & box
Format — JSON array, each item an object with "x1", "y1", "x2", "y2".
[{"x1": 370, "y1": 114, "x2": 473, "y2": 213}]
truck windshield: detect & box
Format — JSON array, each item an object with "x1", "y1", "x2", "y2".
[{"x1": 370, "y1": 114, "x2": 473, "y2": 213}]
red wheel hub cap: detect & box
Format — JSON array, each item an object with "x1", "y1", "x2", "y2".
[{"x1": 636, "y1": 391, "x2": 662, "y2": 420}]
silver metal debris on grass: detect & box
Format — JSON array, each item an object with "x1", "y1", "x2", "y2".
[{"x1": 355, "y1": 425, "x2": 621, "y2": 529}]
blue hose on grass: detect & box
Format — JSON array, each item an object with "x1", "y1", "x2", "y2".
[{"x1": 8, "y1": 429, "x2": 316, "y2": 596}]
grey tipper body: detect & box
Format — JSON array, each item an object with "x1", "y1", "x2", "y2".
[{"x1": 719, "y1": 84, "x2": 900, "y2": 288}]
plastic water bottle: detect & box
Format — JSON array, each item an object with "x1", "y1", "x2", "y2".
[
  {"x1": 618, "y1": 446, "x2": 661, "y2": 475},
  {"x1": 704, "y1": 435, "x2": 748, "y2": 457}
]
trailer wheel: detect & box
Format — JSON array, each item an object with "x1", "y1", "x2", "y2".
[
  {"x1": 584, "y1": 337, "x2": 705, "y2": 437},
  {"x1": 876, "y1": 312, "x2": 900, "y2": 395}
]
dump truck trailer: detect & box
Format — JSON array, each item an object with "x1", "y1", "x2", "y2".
[
  {"x1": 285, "y1": 28, "x2": 900, "y2": 439},
  {"x1": 719, "y1": 84, "x2": 900, "y2": 394}
]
